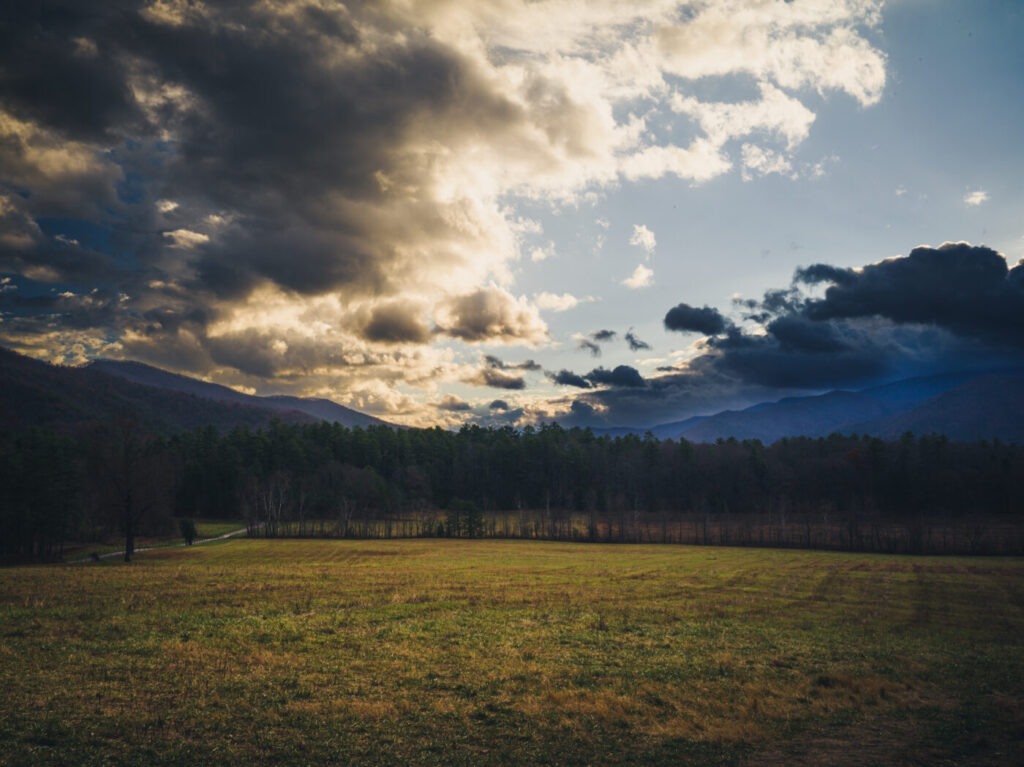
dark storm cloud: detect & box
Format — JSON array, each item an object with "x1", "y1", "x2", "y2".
[
  {"x1": 557, "y1": 365, "x2": 754, "y2": 429},
  {"x1": 470, "y1": 368, "x2": 526, "y2": 390},
  {"x1": 435, "y1": 288, "x2": 548, "y2": 344},
  {"x1": 585, "y1": 365, "x2": 646, "y2": 388},
  {"x1": 548, "y1": 370, "x2": 592, "y2": 388},
  {"x1": 0, "y1": 0, "x2": 552, "y2": 377},
  {"x1": 705, "y1": 328, "x2": 887, "y2": 389},
  {"x1": 664, "y1": 303, "x2": 728, "y2": 335},
  {"x1": 794, "y1": 263, "x2": 856, "y2": 286},
  {"x1": 798, "y1": 243, "x2": 1024, "y2": 347},
  {"x1": 565, "y1": 242, "x2": 1024, "y2": 429},
  {"x1": 436, "y1": 395, "x2": 472, "y2": 412},
  {"x1": 577, "y1": 338, "x2": 601, "y2": 356},
  {"x1": 624, "y1": 328, "x2": 650, "y2": 351},
  {"x1": 489, "y1": 399, "x2": 510, "y2": 411},
  {"x1": 0, "y1": 236, "x2": 117, "y2": 287},
  {"x1": 766, "y1": 315, "x2": 850, "y2": 353},
  {"x1": 362, "y1": 303, "x2": 431, "y2": 345},
  {"x1": 591, "y1": 329, "x2": 616, "y2": 342},
  {"x1": 484, "y1": 355, "x2": 541, "y2": 371},
  {"x1": 0, "y1": 4, "x2": 143, "y2": 143}
]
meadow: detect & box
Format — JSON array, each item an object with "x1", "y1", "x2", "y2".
[{"x1": 1, "y1": 539, "x2": 1022, "y2": 765}]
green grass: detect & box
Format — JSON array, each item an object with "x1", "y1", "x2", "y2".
[
  {"x1": 2, "y1": 540, "x2": 1022, "y2": 765},
  {"x1": 192, "y1": 519, "x2": 247, "y2": 539},
  {"x1": 60, "y1": 519, "x2": 245, "y2": 560}
]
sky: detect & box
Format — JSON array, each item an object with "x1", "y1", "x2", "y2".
[{"x1": 1, "y1": 0, "x2": 1022, "y2": 429}]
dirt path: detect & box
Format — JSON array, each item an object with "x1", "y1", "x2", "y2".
[{"x1": 69, "y1": 525, "x2": 255, "y2": 563}]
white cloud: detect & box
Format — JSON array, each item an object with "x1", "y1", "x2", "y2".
[
  {"x1": 656, "y1": 2, "x2": 886, "y2": 106},
  {"x1": 630, "y1": 224, "x2": 657, "y2": 256},
  {"x1": 163, "y1": 228, "x2": 210, "y2": 248},
  {"x1": 620, "y1": 138, "x2": 732, "y2": 183},
  {"x1": 741, "y1": 144, "x2": 794, "y2": 180},
  {"x1": 963, "y1": 189, "x2": 989, "y2": 206},
  {"x1": 535, "y1": 292, "x2": 595, "y2": 312},
  {"x1": 622, "y1": 263, "x2": 654, "y2": 289},
  {"x1": 672, "y1": 82, "x2": 816, "y2": 151}
]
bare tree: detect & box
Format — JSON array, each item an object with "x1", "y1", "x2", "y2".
[{"x1": 88, "y1": 419, "x2": 170, "y2": 562}]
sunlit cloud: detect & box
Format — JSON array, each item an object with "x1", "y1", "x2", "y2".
[
  {"x1": 964, "y1": 189, "x2": 989, "y2": 206},
  {"x1": 630, "y1": 224, "x2": 657, "y2": 256},
  {"x1": 622, "y1": 264, "x2": 654, "y2": 289},
  {"x1": 0, "y1": 0, "x2": 896, "y2": 425},
  {"x1": 535, "y1": 292, "x2": 595, "y2": 312}
]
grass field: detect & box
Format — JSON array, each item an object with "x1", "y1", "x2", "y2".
[
  {"x1": 1, "y1": 540, "x2": 1022, "y2": 765},
  {"x1": 60, "y1": 519, "x2": 246, "y2": 560}
]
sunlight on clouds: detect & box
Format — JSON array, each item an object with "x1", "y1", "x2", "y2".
[
  {"x1": 0, "y1": 0, "x2": 893, "y2": 424},
  {"x1": 535, "y1": 292, "x2": 596, "y2": 312},
  {"x1": 622, "y1": 264, "x2": 654, "y2": 289},
  {"x1": 163, "y1": 229, "x2": 210, "y2": 248},
  {"x1": 630, "y1": 224, "x2": 657, "y2": 256},
  {"x1": 434, "y1": 286, "x2": 549, "y2": 345}
]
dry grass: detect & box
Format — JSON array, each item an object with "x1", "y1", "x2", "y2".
[{"x1": 1, "y1": 539, "x2": 1022, "y2": 765}]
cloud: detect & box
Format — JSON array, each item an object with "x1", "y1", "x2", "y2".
[
  {"x1": 535, "y1": 292, "x2": 593, "y2": 312},
  {"x1": 163, "y1": 229, "x2": 210, "y2": 249},
  {"x1": 672, "y1": 82, "x2": 816, "y2": 152},
  {"x1": 797, "y1": 242, "x2": 1024, "y2": 348},
  {"x1": 0, "y1": 0, "x2": 889, "y2": 421},
  {"x1": 465, "y1": 353, "x2": 541, "y2": 389},
  {"x1": 622, "y1": 264, "x2": 654, "y2": 289},
  {"x1": 630, "y1": 224, "x2": 656, "y2": 255},
  {"x1": 362, "y1": 302, "x2": 431, "y2": 345},
  {"x1": 434, "y1": 287, "x2": 548, "y2": 345},
  {"x1": 656, "y1": 2, "x2": 886, "y2": 106},
  {"x1": 676, "y1": 241, "x2": 1024, "y2": 395},
  {"x1": 625, "y1": 329, "x2": 651, "y2": 351},
  {"x1": 591, "y1": 329, "x2": 617, "y2": 342},
  {"x1": 489, "y1": 399, "x2": 510, "y2": 411},
  {"x1": 740, "y1": 144, "x2": 793, "y2": 180},
  {"x1": 436, "y1": 394, "x2": 472, "y2": 412},
  {"x1": 664, "y1": 303, "x2": 729, "y2": 335},
  {"x1": 557, "y1": 240, "x2": 1024, "y2": 429},
  {"x1": 548, "y1": 369, "x2": 592, "y2": 389},
  {"x1": 483, "y1": 354, "x2": 541, "y2": 371},
  {"x1": 964, "y1": 189, "x2": 989, "y2": 206},
  {"x1": 575, "y1": 335, "x2": 602, "y2": 357},
  {"x1": 585, "y1": 365, "x2": 646, "y2": 388},
  {"x1": 468, "y1": 368, "x2": 526, "y2": 390}
]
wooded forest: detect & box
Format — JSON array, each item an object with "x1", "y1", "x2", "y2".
[{"x1": 3, "y1": 420, "x2": 1023, "y2": 562}]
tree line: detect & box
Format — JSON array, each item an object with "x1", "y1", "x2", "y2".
[{"x1": 3, "y1": 419, "x2": 1023, "y2": 563}]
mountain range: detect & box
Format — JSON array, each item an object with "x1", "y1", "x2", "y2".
[
  {"x1": 0, "y1": 347, "x2": 392, "y2": 434},
  {"x1": 88, "y1": 359, "x2": 391, "y2": 429},
  {"x1": 1, "y1": 346, "x2": 1021, "y2": 442},
  {"x1": 597, "y1": 370, "x2": 1024, "y2": 444}
]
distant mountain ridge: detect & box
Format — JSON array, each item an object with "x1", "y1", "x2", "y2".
[
  {"x1": 3, "y1": 345, "x2": 1020, "y2": 442},
  {"x1": 89, "y1": 359, "x2": 393, "y2": 429},
  {"x1": 0, "y1": 346, "x2": 314, "y2": 433},
  {"x1": 589, "y1": 370, "x2": 1024, "y2": 444},
  {"x1": 0, "y1": 347, "x2": 395, "y2": 434}
]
